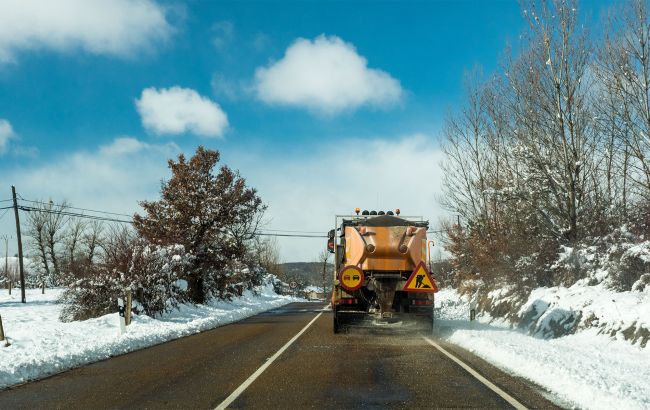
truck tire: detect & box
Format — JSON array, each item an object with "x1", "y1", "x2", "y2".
[{"x1": 333, "y1": 310, "x2": 340, "y2": 334}]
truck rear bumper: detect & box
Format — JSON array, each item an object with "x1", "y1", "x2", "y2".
[{"x1": 334, "y1": 308, "x2": 433, "y2": 331}]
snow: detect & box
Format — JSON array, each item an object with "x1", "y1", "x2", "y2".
[
  {"x1": 0, "y1": 282, "x2": 298, "y2": 389},
  {"x1": 518, "y1": 284, "x2": 650, "y2": 343},
  {"x1": 435, "y1": 288, "x2": 650, "y2": 410},
  {"x1": 625, "y1": 241, "x2": 650, "y2": 263}
]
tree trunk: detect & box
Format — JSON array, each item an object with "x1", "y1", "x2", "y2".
[{"x1": 186, "y1": 273, "x2": 205, "y2": 304}]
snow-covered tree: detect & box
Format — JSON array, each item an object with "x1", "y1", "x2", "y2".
[
  {"x1": 60, "y1": 235, "x2": 193, "y2": 321},
  {"x1": 26, "y1": 200, "x2": 70, "y2": 286},
  {"x1": 133, "y1": 146, "x2": 266, "y2": 303},
  {"x1": 441, "y1": 0, "x2": 650, "y2": 306}
]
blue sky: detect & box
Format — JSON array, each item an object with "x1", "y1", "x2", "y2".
[{"x1": 0, "y1": 0, "x2": 613, "y2": 261}]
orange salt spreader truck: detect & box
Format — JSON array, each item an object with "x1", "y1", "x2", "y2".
[{"x1": 328, "y1": 209, "x2": 438, "y2": 333}]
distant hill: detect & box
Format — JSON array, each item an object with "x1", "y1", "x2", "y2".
[{"x1": 279, "y1": 262, "x2": 334, "y2": 287}]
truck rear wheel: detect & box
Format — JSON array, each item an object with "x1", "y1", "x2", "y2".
[{"x1": 333, "y1": 311, "x2": 340, "y2": 334}]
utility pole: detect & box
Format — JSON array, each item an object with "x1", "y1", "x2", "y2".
[{"x1": 11, "y1": 186, "x2": 26, "y2": 303}]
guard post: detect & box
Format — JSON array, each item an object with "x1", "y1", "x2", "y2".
[
  {"x1": 0, "y1": 314, "x2": 8, "y2": 346},
  {"x1": 125, "y1": 290, "x2": 132, "y2": 326}
]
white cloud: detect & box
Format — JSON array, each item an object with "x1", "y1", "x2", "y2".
[
  {"x1": 0, "y1": 134, "x2": 448, "y2": 263},
  {"x1": 0, "y1": 0, "x2": 172, "y2": 63},
  {"x1": 0, "y1": 136, "x2": 180, "y2": 256},
  {"x1": 136, "y1": 86, "x2": 229, "y2": 138},
  {"x1": 228, "y1": 134, "x2": 449, "y2": 262},
  {"x1": 254, "y1": 35, "x2": 403, "y2": 114},
  {"x1": 0, "y1": 119, "x2": 15, "y2": 154},
  {"x1": 2, "y1": 137, "x2": 179, "y2": 223},
  {"x1": 100, "y1": 136, "x2": 147, "y2": 156}
]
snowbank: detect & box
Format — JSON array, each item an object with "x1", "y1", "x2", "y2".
[
  {"x1": 436, "y1": 288, "x2": 650, "y2": 410},
  {"x1": 0, "y1": 283, "x2": 297, "y2": 389},
  {"x1": 518, "y1": 284, "x2": 650, "y2": 346}
]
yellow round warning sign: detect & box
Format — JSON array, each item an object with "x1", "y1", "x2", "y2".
[{"x1": 338, "y1": 265, "x2": 364, "y2": 291}]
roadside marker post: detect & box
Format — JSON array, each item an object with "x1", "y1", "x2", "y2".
[
  {"x1": 117, "y1": 298, "x2": 126, "y2": 335},
  {"x1": 0, "y1": 314, "x2": 9, "y2": 347},
  {"x1": 125, "y1": 290, "x2": 132, "y2": 326},
  {"x1": 470, "y1": 294, "x2": 477, "y2": 321}
]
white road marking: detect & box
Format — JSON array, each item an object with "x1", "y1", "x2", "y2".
[
  {"x1": 422, "y1": 336, "x2": 528, "y2": 410},
  {"x1": 214, "y1": 308, "x2": 325, "y2": 410}
]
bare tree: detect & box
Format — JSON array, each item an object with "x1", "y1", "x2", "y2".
[
  {"x1": 43, "y1": 200, "x2": 69, "y2": 283},
  {"x1": 83, "y1": 220, "x2": 104, "y2": 264},
  {"x1": 499, "y1": 0, "x2": 599, "y2": 242},
  {"x1": 318, "y1": 249, "x2": 331, "y2": 300},
  {"x1": 256, "y1": 237, "x2": 283, "y2": 278},
  {"x1": 101, "y1": 224, "x2": 135, "y2": 276},
  {"x1": 596, "y1": 0, "x2": 650, "y2": 206},
  {"x1": 26, "y1": 206, "x2": 50, "y2": 280},
  {"x1": 64, "y1": 218, "x2": 86, "y2": 267}
]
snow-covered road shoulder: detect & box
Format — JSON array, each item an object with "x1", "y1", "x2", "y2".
[
  {"x1": 0, "y1": 284, "x2": 298, "y2": 390},
  {"x1": 436, "y1": 288, "x2": 650, "y2": 410}
]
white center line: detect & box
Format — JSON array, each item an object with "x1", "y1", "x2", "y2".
[
  {"x1": 422, "y1": 336, "x2": 528, "y2": 410},
  {"x1": 214, "y1": 309, "x2": 324, "y2": 410}
]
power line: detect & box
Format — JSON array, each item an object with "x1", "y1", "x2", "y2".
[
  {"x1": 17, "y1": 198, "x2": 331, "y2": 235},
  {"x1": 14, "y1": 196, "x2": 444, "y2": 239},
  {"x1": 259, "y1": 228, "x2": 324, "y2": 234},
  {"x1": 256, "y1": 233, "x2": 327, "y2": 238},
  {"x1": 15, "y1": 206, "x2": 328, "y2": 238},
  {"x1": 0, "y1": 208, "x2": 11, "y2": 221},
  {"x1": 18, "y1": 198, "x2": 133, "y2": 218},
  {"x1": 18, "y1": 205, "x2": 133, "y2": 224}
]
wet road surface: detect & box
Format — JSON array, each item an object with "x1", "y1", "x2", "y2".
[{"x1": 0, "y1": 302, "x2": 561, "y2": 409}]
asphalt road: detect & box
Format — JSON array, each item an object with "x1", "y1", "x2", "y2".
[{"x1": 0, "y1": 302, "x2": 562, "y2": 409}]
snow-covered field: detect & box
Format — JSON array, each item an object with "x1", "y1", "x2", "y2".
[
  {"x1": 436, "y1": 288, "x2": 650, "y2": 410},
  {"x1": 0, "y1": 283, "x2": 297, "y2": 389}
]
